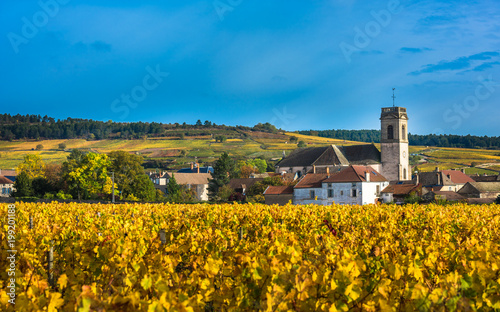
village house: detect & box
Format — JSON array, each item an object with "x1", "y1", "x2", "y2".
[
  {"x1": 0, "y1": 175, "x2": 15, "y2": 197},
  {"x1": 469, "y1": 174, "x2": 500, "y2": 182},
  {"x1": 458, "y1": 182, "x2": 500, "y2": 199},
  {"x1": 380, "y1": 183, "x2": 423, "y2": 204},
  {"x1": 292, "y1": 165, "x2": 389, "y2": 205},
  {"x1": 263, "y1": 185, "x2": 294, "y2": 205},
  {"x1": 167, "y1": 172, "x2": 212, "y2": 201},
  {"x1": 421, "y1": 191, "x2": 466, "y2": 202},
  {"x1": 414, "y1": 168, "x2": 474, "y2": 192},
  {"x1": 148, "y1": 170, "x2": 211, "y2": 201}
]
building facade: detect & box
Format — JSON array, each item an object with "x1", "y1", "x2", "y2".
[{"x1": 380, "y1": 106, "x2": 410, "y2": 181}]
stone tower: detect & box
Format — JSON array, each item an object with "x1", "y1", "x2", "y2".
[{"x1": 380, "y1": 106, "x2": 410, "y2": 181}]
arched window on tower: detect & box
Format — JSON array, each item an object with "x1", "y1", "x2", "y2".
[
  {"x1": 387, "y1": 125, "x2": 394, "y2": 140},
  {"x1": 402, "y1": 125, "x2": 406, "y2": 140},
  {"x1": 403, "y1": 168, "x2": 407, "y2": 180}
]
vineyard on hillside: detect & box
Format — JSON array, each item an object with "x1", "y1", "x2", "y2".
[{"x1": 1, "y1": 202, "x2": 500, "y2": 311}]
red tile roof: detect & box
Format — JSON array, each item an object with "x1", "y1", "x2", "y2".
[
  {"x1": 0, "y1": 176, "x2": 14, "y2": 184},
  {"x1": 294, "y1": 174, "x2": 329, "y2": 188},
  {"x1": 263, "y1": 185, "x2": 294, "y2": 195},
  {"x1": 324, "y1": 165, "x2": 387, "y2": 183},
  {"x1": 441, "y1": 170, "x2": 475, "y2": 184}
]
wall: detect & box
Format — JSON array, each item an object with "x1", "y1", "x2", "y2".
[{"x1": 264, "y1": 194, "x2": 293, "y2": 206}]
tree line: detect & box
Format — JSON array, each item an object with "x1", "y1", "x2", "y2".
[
  {"x1": 298, "y1": 129, "x2": 500, "y2": 149},
  {"x1": 0, "y1": 113, "x2": 279, "y2": 140}
]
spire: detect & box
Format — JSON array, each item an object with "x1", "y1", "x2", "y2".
[{"x1": 392, "y1": 88, "x2": 396, "y2": 107}]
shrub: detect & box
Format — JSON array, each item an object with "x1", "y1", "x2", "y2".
[{"x1": 36, "y1": 144, "x2": 44, "y2": 150}]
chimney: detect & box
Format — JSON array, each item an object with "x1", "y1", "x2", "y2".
[
  {"x1": 435, "y1": 167, "x2": 439, "y2": 172},
  {"x1": 197, "y1": 163, "x2": 200, "y2": 174},
  {"x1": 365, "y1": 171, "x2": 370, "y2": 182},
  {"x1": 190, "y1": 162, "x2": 194, "y2": 170},
  {"x1": 313, "y1": 165, "x2": 316, "y2": 174},
  {"x1": 437, "y1": 173, "x2": 441, "y2": 185},
  {"x1": 416, "y1": 173, "x2": 419, "y2": 185},
  {"x1": 326, "y1": 167, "x2": 330, "y2": 178},
  {"x1": 461, "y1": 168, "x2": 466, "y2": 174}
]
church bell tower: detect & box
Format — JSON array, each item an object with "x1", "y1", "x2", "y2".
[{"x1": 380, "y1": 93, "x2": 409, "y2": 181}]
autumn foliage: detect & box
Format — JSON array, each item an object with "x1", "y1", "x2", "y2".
[{"x1": 1, "y1": 202, "x2": 500, "y2": 311}]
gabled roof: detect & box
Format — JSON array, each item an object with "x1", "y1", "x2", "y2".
[
  {"x1": 340, "y1": 144, "x2": 381, "y2": 164},
  {"x1": 429, "y1": 191, "x2": 466, "y2": 201},
  {"x1": 324, "y1": 165, "x2": 387, "y2": 183},
  {"x1": 463, "y1": 182, "x2": 500, "y2": 193},
  {"x1": 228, "y1": 178, "x2": 264, "y2": 190},
  {"x1": 469, "y1": 174, "x2": 500, "y2": 182},
  {"x1": 441, "y1": 170, "x2": 475, "y2": 184},
  {"x1": 0, "y1": 176, "x2": 14, "y2": 184},
  {"x1": 168, "y1": 173, "x2": 211, "y2": 185},
  {"x1": 415, "y1": 171, "x2": 455, "y2": 186},
  {"x1": 276, "y1": 144, "x2": 381, "y2": 168},
  {"x1": 294, "y1": 174, "x2": 329, "y2": 188},
  {"x1": 276, "y1": 146, "x2": 330, "y2": 167},
  {"x1": 263, "y1": 185, "x2": 294, "y2": 195},
  {"x1": 381, "y1": 183, "x2": 422, "y2": 195}
]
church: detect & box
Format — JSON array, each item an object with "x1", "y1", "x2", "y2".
[{"x1": 275, "y1": 106, "x2": 410, "y2": 182}]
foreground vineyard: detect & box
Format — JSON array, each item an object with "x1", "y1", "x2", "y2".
[{"x1": 1, "y1": 202, "x2": 500, "y2": 311}]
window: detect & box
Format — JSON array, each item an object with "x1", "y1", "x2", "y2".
[
  {"x1": 376, "y1": 185, "x2": 380, "y2": 196},
  {"x1": 328, "y1": 183, "x2": 332, "y2": 188},
  {"x1": 1, "y1": 188, "x2": 6, "y2": 195},
  {"x1": 387, "y1": 125, "x2": 394, "y2": 140},
  {"x1": 340, "y1": 190, "x2": 344, "y2": 196},
  {"x1": 352, "y1": 183, "x2": 357, "y2": 187},
  {"x1": 403, "y1": 168, "x2": 407, "y2": 180},
  {"x1": 351, "y1": 189, "x2": 357, "y2": 197},
  {"x1": 402, "y1": 125, "x2": 406, "y2": 140},
  {"x1": 310, "y1": 190, "x2": 315, "y2": 199},
  {"x1": 328, "y1": 189, "x2": 334, "y2": 198}
]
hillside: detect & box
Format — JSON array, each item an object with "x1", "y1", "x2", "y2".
[{"x1": 1, "y1": 132, "x2": 499, "y2": 175}]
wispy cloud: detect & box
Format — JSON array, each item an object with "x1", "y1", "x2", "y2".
[
  {"x1": 90, "y1": 41, "x2": 112, "y2": 53},
  {"x1": 409, "y1": 51, "x2": 500, "y2": 75},
  {"x1": 400, "y1": 47, "x2": 432, "y2": 53}
]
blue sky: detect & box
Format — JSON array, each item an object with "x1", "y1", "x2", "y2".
[{"x1": 1, "y1": 0, "x2": 500, "y2": 136}]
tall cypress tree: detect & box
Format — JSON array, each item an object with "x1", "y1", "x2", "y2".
[{"x1": 208, "y1": 152, "x2": 236, "y2": 201}]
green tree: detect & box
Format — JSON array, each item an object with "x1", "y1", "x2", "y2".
[
  {"x1": 17, "y1": 154, "x2": 46, "y2": 179},
  {"x1": 298, "y1": 141, "x2": 306, "y2": 147},
  {"x1": 32, "y1": 177, "x2": 55, "y2": 198},
  {"x1": 248, "y1": 159, "x2": 267, "y2": 173},
  {"x1": 61, "y1": 149, "x2": 86, "y2": 199},
  {"x1": 12, "y1": 171, "x2": 33, "y2": 197},
  {"x1": 108, "y1": 151, "x2": 157, "y2": 201},
  {"x1": 208, "y1": 152, "x2": 236, "y2": 201},
  {"x1": 36, "y1": 144, "x2": 44, "y2": 150},
  {"x1": 63, "y1": 152, "x2": 111, "y2": 200},
  {"x1": 58, "y1": 143, "x2": 67, "y2": 150},
  {"x1": 167, "y1": 174, "x2": 180, "y2": 196}
]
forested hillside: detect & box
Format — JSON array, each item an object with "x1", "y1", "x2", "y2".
[{"x1": 0, "y1": 114, "x2": 278, "y2": 140}]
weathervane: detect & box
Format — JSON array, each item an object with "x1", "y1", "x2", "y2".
[{"x1": 392, "y1": 88, "x2": 396, "y2": 107}]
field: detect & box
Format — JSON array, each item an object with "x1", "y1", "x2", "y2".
[
  {"x1": 1, "y1": 202, "x2": 500, "y2": 311},
  {"x1": 0, "y1": 132, "x2": 370, "y2": 170},
  {"x1": 0, "y1": 132, "x2": 499, "y2": 174}
]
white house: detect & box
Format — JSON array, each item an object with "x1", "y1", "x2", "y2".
[
  {"x1": 293, "y1": 165, "x2": 389, "y2": 205},
  {"x1": 0, "y1": 176, "x2": 15, "y2": 197}
]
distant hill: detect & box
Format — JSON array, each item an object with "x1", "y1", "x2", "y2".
[
  {"x1": 0, "y1": 113, "x2": 279, "y2": 141},
  {"x1": 298, "y1": 129, "x2": 500, "y2": 150}
]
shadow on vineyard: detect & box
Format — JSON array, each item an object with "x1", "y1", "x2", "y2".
[{"x1": 1, "y1": 202, "x2": 500, "y2": 311}]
